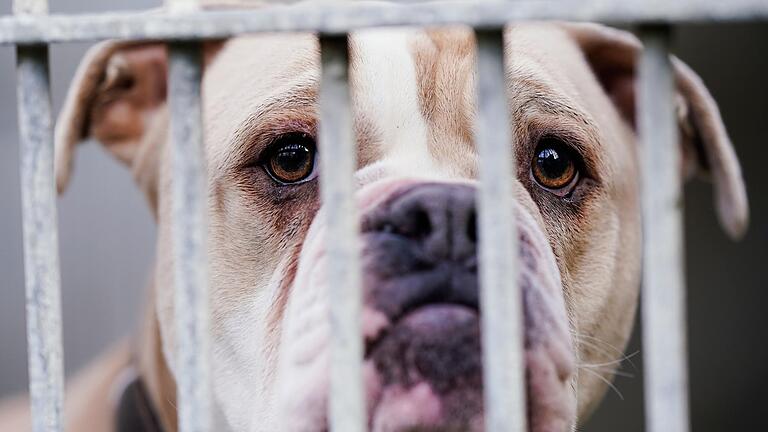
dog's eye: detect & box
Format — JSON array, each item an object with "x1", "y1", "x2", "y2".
[
  {"x1": 531, "y1": 137, "x2": 579, "y2": 194},
  {"x1": 264, "y1": 134, "x2": 317, "y2": 184}
]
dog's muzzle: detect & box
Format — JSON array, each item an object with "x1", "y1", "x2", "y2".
[{"x1": 358, "y1": 182, "x2": 576, "y2": 431}]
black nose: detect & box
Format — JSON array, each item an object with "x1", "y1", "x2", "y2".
[
  {"x1": 363, "y1": 183, "x2": 477, "y2": 261},
  {"x1": 361, "y1": 183, "x2": 482, "y2": 389},
  {"x1": 361, "y1": 183, "x2": 479, "y2": 322}
]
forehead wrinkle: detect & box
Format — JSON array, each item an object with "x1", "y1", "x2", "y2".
[
  {"x1": 508, "y1": 48, "x2": 595, "y2": 122},
  {"x1": 505, "y1": 33, "x2": 602, "y2": 147},
  {"x1": 213, "y1": 82, "x2": 318, "y2": 174},
  {"x1": 212, "y1": 84, "x2": 380, "y2": 182},
  {"x1": 514, "y1": 85, "x2": 595, "y2": 128},
  {"x1": 203, "y1": 34, "x2": 318, "y2": 166},
  {"x1": 511, "y1": 72, "x2": 601, "y2": 136},
  {"x1": 503, "y1": 54, "x2": 606, "y2": 183}
]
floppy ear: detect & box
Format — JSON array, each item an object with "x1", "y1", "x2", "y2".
[
  {"x1": 55, "y1": 41, "x2": 168, "y2": 212},
  {"x1": 566, "y1": 23, "x2": 749, "y2": 239}
]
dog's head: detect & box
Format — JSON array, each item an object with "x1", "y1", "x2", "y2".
[{"x1": 55, "y1": 17, "x2": 747, "y2": 432}]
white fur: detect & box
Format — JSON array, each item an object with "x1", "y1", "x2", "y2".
[{"x1": 353, "y1": 29, "x2": 444, "y2": 178}]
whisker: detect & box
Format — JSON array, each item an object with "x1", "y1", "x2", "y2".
[
  {"x1": 578, "y1": 365, "x2": 635, "y2": 379},
  {"x1": 572, "y1": 337, "x2": 611, "y2": 357},
  {"x1": 572, "y1": 333, "x2": 626, "y2": 355},
  {"x1": 580, "y1": 367, "x2": 625, "y2": 400},
  {"x1": 607, "y1": 370, "x2": 635, "y2": 379},
  {"x1": 572, "y1": 333, "x2": 640, "y2": 371},
  {"x1": 578, "y1": 350, "x2": 640, "y2": 368}
]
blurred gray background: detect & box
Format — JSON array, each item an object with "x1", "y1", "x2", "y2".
[{"x1": 0, "y1": 1, "x2": 766, "y2": 431}]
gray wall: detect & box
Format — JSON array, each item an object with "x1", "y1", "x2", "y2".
[{"x1": 0, "y1": 3, "x2": 766, "y2": 430}]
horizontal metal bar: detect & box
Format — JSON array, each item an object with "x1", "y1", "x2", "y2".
[
  {"x1": 168, "y1": 40, "x2": 212, "y2": 432},
  {"x1": 319, "y1": 34, "x2": 366, "y2": 432},
  {"x1": 1, "y1": 0, "x2": 768, "y2": 45},
  {"x1": 639, "y1": 26, "x2": 691, "y2": 432},
  {"x1": 475, "y1": 29, "x2": 526, "y2": 432},
  {"x1": 13, "y1": 0, "x2": 47, "y2": 15},
  {"x1": 16, "y1": 43, "x2": 65, "y2": 432}
]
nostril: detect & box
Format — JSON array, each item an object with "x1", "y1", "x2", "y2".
[
  {"x1": 466, "y1": 210, "x2": 477, "y2": 244},
  {"x1": 381, "y1": 222, "x2": 396, "y2": 234},
  {"x1": 374, "y1": 208, "x2": 432, "y2": 239},
  {"x1": 411, "y1": 208, "x2": 432, "y2": 239}
]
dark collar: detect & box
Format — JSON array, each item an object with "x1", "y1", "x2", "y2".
[{"x1": 116, "y1": 378, "x2": 164, "y2": 432}]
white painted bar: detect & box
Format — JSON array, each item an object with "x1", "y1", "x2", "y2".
[
  {"x1": 167, "y1": 0, "x2": 200, "y2": 13},
  {"x1": 167, "y1": 39, "x2": 212, "y2": 432},
  {"x1": 12, "y1": 0, "x2": 47, "y2": 15},
  {"x1": 2, "y1": 0, "x2": 768, "y2": 45},
  {"x1": 475, "y1": 30, "x2": 527, "y2": 432},
  {"x1": 17, "y1": 44, "x2": 64, "y2": 432},
  {"x1": 15, "y1": 1, "x2": 64, "y2": 431},
  {"x1": 639, "y1": 27, "x2": 691, "y2": 432},
  {"x1": 319, "y1": 35, "x2": 366, "y2": 432}
]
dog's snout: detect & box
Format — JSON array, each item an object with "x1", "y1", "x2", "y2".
[
  {"x1": 364, "y1": 183, "x2": 477, "y2": 261},
  {"x1": 358, "y1": 181, "x2": 576, "y2": 430}
]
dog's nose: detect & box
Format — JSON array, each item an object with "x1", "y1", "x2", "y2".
[
  {"x1": 361, "y1": 183, "x2": 479, "y2": 322},
  {"x1": 363, "y1": 183, "x2": 477, "y2": 261}
]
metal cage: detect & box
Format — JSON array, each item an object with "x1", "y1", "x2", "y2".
[{"x1": 5, "y1": 1, "x2": 767, "y2": 431}]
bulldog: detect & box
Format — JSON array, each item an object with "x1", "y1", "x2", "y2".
[{"x1": 0, "y1": 3, "x2": 748, "y2": 432}]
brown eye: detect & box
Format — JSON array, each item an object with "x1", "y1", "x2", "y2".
[
  {"x1": 532, "y1": 137, "x2": 579, "y2": 192},
  {"x1": 264, "y1": 134, "x2": 317, "y2": 184}
]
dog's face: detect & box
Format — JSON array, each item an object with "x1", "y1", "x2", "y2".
[{"x1": 55, "y1": 17, "x2": 747, "y2": 432}]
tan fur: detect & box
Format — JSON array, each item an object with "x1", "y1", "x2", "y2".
[{"x1": 412, "y1": 27, "x2": 477, "y2": 178}]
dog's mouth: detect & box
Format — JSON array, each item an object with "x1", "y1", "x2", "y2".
[
  {"x1": 364, "y1": 302, "x2": 485, "y2": 431},
  {"x1": 359, "y1": 297, "x2": 575, "y2": 432},
  {"x1": 351, "y1": 238, "x2": 575, "y2": 429},
  {"x1": 364, "y1": 292, "x2": 479, "y2": 356}
]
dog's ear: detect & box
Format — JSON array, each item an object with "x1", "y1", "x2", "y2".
[
  {"x1": 55, "y1": 41, "x2": 168, "y2": 205},
  {"x1": 55, "y1": 3, "x2": 271, "y2": 197},
  {"x1": 566, "y1": 23, "x2": 749, "y2": 239}
]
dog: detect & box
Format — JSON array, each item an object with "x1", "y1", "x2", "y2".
[{"x1": 0, "y1": 2, "x2": 748, "y2": 431}]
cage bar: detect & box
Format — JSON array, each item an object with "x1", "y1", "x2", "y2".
[
  {"x1": 13, "y1": 0, "x2": 47, "y2": 15},
  {"x1": 639, "y1": 27, "x2": 691, "y2": 432},
  {"x1": 1, "y1": 0, "x2": 768, "y2": 45},
  {"x1": 319, "y1": 35, "x2": 366, "y2": 432},
  {"x1": 17, "y1": 43, "x2": 64, "y2": 432},
  {"x1": 15, "y1": 0, "x2": 65, "y2": 431},
  {"x1": 168, "y1": 40, "x2": 212, "y2": 432},
  {"x1": 475, "y1": 30, "x2": 527, "y2": 432}
]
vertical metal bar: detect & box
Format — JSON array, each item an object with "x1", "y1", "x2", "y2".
[
  {"x1": 17, "y1": 43, "x2": 64, "y2": 432},
  {"x1": 168, "y1": 39, "x2": 211, "y2": 432},
  {"x1": 14, "y1": 1, "x2": 64, "y2": 432},
  {"x1": 475, "y1": 30, "x2": 527, "y2": 432},
  {"x1": 639, "y1": 26, "x2": 691, "y2": 432},
  {"x1": 319, "y1": 35, "x2": 366, "y2": 432},
  {"x1": 164, "y1": 0, "x2": 212, "y2": 422}
]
